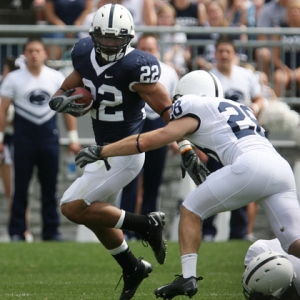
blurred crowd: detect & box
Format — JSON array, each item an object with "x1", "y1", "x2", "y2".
[{"x1": 4, "y1": 0, "x2": 300, "y2": 98}]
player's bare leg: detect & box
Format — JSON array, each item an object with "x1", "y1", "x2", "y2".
[
  {"x1": 179, "y1": 206, "x2": 202, "y2": 255},
  {"x1": 61, "y1": 200, "x2": 167, "y2": 263},
  {"x1": 288, "y1": 239, "x2": 300, "y2": 258},
  {"x1": 62, "y1": 200, "x2": 158, "y2": 299},
  {"x1": 155, "y1": 206, "x2": 203, "y2": 299}
]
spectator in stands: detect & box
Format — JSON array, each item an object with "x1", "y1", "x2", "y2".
[
  {"x1": 225, "y1": 0, "x2": 249, "y2": 26},
  {"x1": 0, "y1": 57, "x2": 24, "y2": 242},
  {"x1": 203, "y1": 36, "x2": 264, "y2": 242},
  {"x1": 196, "y1": 0, "x2": 229, "y2": 71},
  {"x1": 170, "y1": 0, "x2": 207, "y2": 27},
  {"x1": 120, "y1": 33, "x2": 179, "y2": 240},
  {"x1": 156, "y1": 3, "x2": 191, "y2": 78},
  {"x1": 33, "y1": 0, "x2": 47, "y2": 24},
  {"x1": 170, "y1": 0, "x2": 208, "y2": 70},
  {"x1": 257, "y1": 71, "x2": 278, "y2": 102},
  {"x1": 0, "y1": 38, "x2": 81, "y2": 241},
  {"x1": 43, "y1": 0, "x2": 93, "y2": 59},
  {"x1": 252, "y1": 0, "x2": 265, "y2": 25},
  {"x1": 79, "y1": 0, "x2": 157, "y2": 44},
  {"x1": 123, "y1": 0, "x2": 157, "y2": 26},
  {"x1": 273, "y1": 0, "x2": 300, "y2": 97},
  {"x1": 122, "y1": 0, "x2": 158, "y2": 44},
  {"x1": 255, "y1": 0, "x2": 291, "y2": 78}
]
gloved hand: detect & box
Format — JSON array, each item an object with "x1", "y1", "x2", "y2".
[
  {"x1": 75, "y1": 145, "x2": 111, "y2": 170},
  {"x1": 49, "y1": 88, "x2": 89, "y2": 117},
  {"x1": 178, "y1": 140, "x2": 210, "y2": 186}
]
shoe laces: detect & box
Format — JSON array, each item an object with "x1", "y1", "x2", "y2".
[
  {"x1": 172, "y1": 274, "x2": 204, "y2": 282},
  {"x1": 114, "y1": 256, "x2": 143, "y2": 291},
  {"x1": 141, "y1": 214, "x2": 156, "y2": 248}
]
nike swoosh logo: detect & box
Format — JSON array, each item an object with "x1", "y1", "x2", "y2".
[
  {"x1": 150, "y1": 215, "x2": 159, "y2": 226},
  {"x1": 105, "y1": 74, "x2": 113, "y2": 78}
]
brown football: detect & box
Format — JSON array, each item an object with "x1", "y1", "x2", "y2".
[{"x1": 71, "y1": 87, "x2": 94, "y2": 114}]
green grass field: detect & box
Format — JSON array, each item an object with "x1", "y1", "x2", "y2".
[{"x1": 0, "y1": 240, "x2": 252, "y2": 299}]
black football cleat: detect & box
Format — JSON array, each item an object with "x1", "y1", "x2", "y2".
[
  {"x1": 142, "y1": 212, "x2": 167, "y2": 264},
  {"x1": 119, "y1": 258, "x2": 153, "y2": 300},
  {"x1": 154, "y1": 275, "x2": 203, "y2": 299}
]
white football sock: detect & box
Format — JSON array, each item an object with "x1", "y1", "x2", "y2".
[
  {"x1": 181, "y1": 253, "x2": 198, "y2": 278},
  {"x1": 114, "y1": 209, "x2": 125, "y2": 229},
  {"x1": 108, "y1": 240, "x2": 128, "y2": 255}
]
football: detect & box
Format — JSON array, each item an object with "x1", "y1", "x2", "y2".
[{"x1": 71, "y1": 87, "x2": 94, "y2": 115}]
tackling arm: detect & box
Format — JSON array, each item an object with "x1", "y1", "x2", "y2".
[{"x1": 75, "y1": 117, "x2": 198, "y2": 168}]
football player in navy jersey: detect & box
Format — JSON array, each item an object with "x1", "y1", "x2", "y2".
[
  {"x1": 49, "y1": 4, "x2": 174, "y2": 300},
  {"x1": 76, "y1": 70, "x2": 300, "y2": 299}
]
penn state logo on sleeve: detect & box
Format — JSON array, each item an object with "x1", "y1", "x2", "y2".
[
  {"x1": 26, "y1": 89, "x2": 51, "y2": 106},
  {"x1": 225, "y1": 89, "x2": 245, "y2": 103}
]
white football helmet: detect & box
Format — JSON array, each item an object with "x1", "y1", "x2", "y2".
[
  {"x1": 89, "y1": 4, "x2": 135, "y2": 62},
  {"x1": 242, "y1": 251, "x2": 295, "y2": 299},
  {"x1": 173, "y1": 70, "x2": 224, "y2": 101}
]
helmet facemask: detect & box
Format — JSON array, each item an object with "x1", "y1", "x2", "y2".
[{"x1": 91, "y1": 31, "x2": 132, "y2": 62}]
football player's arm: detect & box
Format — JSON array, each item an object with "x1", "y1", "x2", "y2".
[
  {"x1": 75, "y1": 117, "x2": 198, "y2": 167},
  {"x1": 0, "y1": 96, "x2": 11, "y2": 154},
  {"x1": 62, "y1": 113, "x2": 81, "y2": 154},
  {"x1": 49, "y1": 70, "x2": 88, "y2": 117},
  {"x1": 132, "y1": 82, "x2": 172, "y2": 124},
  {"x1": 53, "y1": 69, "x2": 83, "y2": 97}
]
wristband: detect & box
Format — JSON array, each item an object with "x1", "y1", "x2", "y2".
[
  {"x1": 59, "y1": 87, "x2": 67, "y2": 92},
  {"x1": 68, "y1": 130, "x2": 79, "y2": 143},
  {"x1": 178, "y1": 140, "x2": 192, "y2": 154},
  {"x1": 0, "y1": 132, "x2": 3, "y2": 143},
  {"x1": 252, "y1": 103, "x2": 260, "y2": 114}
]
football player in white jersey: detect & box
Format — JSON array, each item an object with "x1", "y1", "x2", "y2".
[
  {"x1": 76, "y1": 70, "x2": 300, "y2": 299},
  {"x1": 0, "y1": 38, "x2": 81, "y2": 242},
  {"x1": 49, "y1": 4, "x2": 184, "y2": 300},
  {"x1": 243, "y1": 239, "x2": 300, "y2": 299},
  {"x1": 208, "y1": 36, "x2": 266, "y2": 241}
]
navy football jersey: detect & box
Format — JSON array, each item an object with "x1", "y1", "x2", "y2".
[{"x1": 71, "y1": 37, "x2": 161, "y2": 145}]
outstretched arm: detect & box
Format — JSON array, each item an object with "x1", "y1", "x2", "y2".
[{"x1": 75, "y1": 116, "x2": 198, "y2": 168}]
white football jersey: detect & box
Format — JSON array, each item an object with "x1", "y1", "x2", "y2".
[
  {"x1": 171, "y1": 95, "x2": 274, "y2": 166},
  {"x1": 0, "y1": 65, "x2": 65, "y2": 125},
  {"x1": 210, "y1": 65, "x2": 261, "y2": 107}
]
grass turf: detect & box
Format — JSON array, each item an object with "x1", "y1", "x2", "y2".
[{"x1": 0, "y1": 240, "x2": 251, "y2": 299}]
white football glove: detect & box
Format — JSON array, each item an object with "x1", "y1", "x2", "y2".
[
  {"x1": 49, "y1": 88, "x2": 90, "y2": 117},
  {"x1": 75, "y1": 145, "x2": 111, "y2": 170}
]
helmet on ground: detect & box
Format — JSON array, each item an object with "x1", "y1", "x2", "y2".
[
  {"x1": 242, "y1": 251, "x2": 295, "y2": 300},
  {"x1": 89, "y1": 3, "x2": 135, "y2": 62},
  {"x1": 173, "y1": 70, "x2": 224, "y2": 101}
]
